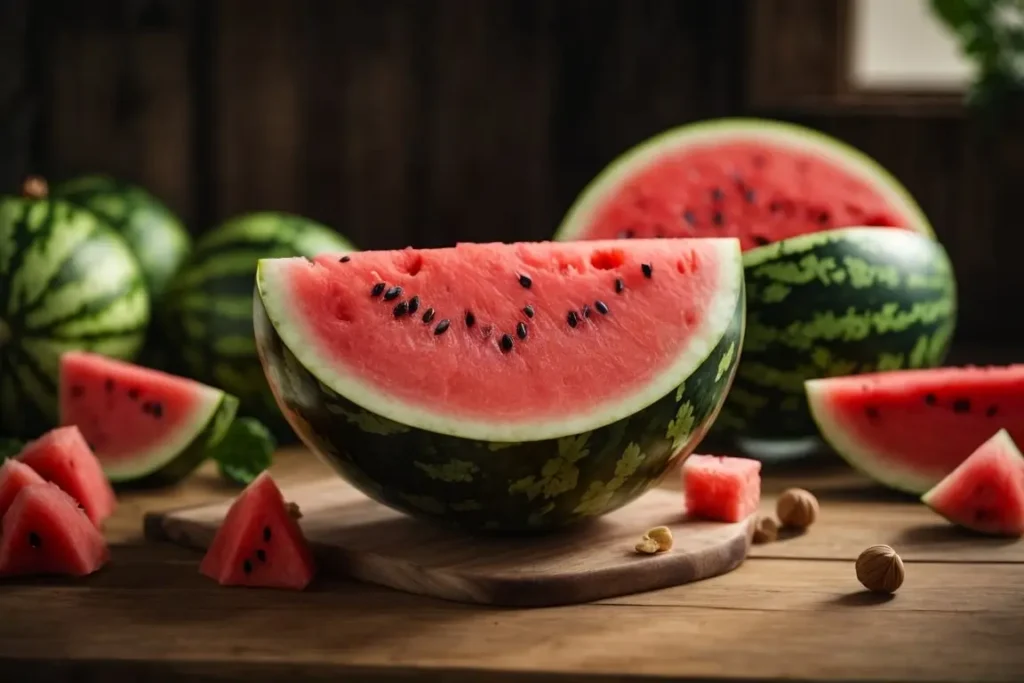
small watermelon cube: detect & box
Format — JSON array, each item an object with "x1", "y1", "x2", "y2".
[
  {"x1": 16, "y1": 426, "x2": 116, "y2": 527},
  {"x1": 681, "y1": 454, "x2": 762, "y2": 523},
  {"x1": 0, "y1": 460, "x2": 46, "y2": 519},
  {"x1": 200, "y1": 472, "x2": 316, "y2": 590},
  {"x1": 0, "y1": 482, "x2": 109, "y2": 578}
]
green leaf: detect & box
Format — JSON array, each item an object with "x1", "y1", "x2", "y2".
[
  {"x1": 209, "y1": 417, "x2": 276, "y2": 486},
  {"x1": 0, "y1": 438, "x2": 24, "y2": 461}
]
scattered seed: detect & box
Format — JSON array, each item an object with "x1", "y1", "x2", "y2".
[
  {"x1": 953, "y1": 398, "x2": 971, "y2": 413},
  {"x1": 523, "y1": 305, "x2": 534, "y2": 318},
  {"x1": 987, "y1": 405, "x2": 999, "y2": 417},
  {"x1": 567, "y1": 311, "x2": 579, "y2": 328},
  {"x1": 518, "y1": 273, "x2": 532, "y2": 289},
  {"x1": 817, "y1": 211, "x2": 830, "y2": 224},
  {"x1": 615, "y1": 278, "x2": 625, "y2": 294},
  {"x1": 924, "y1": 393, "x2": 937, "y2": 406},
  {"x1": 769, "y1": 201, "x2": 782, "y2": 213},
  {"x1": 263, "y1": 526, "x2": 272, "y2": 542},
  {"x1": 127, "y1": 387, "x2": 140, "y2": 400},
  {"x1": 422, "y1": 308, "x2": 436, "y2": 324},
  {"x1": 371, "y1": 282, "x2": 386, "y2": 297},
  {"x1": 105, "y1": 378, "x2": 114, "y2": 393},
  {"x1": 383, "y1": 286, "x2": 403, "y2": 301},
  {"x1": 256, "y1": 549, "x2": 267, "y2": 563},
  {"x1": 618, "y1": 229, "x2": 636, "y2": 239},
  {"x1": 682, "y1": 210, "x2": 697, "y2": 226},
  {"x1": 712, "y1": 211, "x2": 724, "y2": 226},
  {"x1": 744, "y1": 189, "x2": 756, "y2": 203},
  {"x1": 594, "y1": 300, "x2": 609, "y2": 315},
  {"x1": 28, "y1": 531, "x2": 41, "y2": 548},
  {"x1": 500, "y1": 334, "x2": 514, "y2": 353},
  {"x1": 141, "y1": 401, "x2": 153, "y2": 415},
  {"x1": 641, "y1": 263, "x2": 653, "y2": 279},
  {"x1": 711, "y1": 187, "x2": 724, "y2": 201},
  {"x1": 516, "y1": 321, "x2": 528, "y2": 340},
  {"x1": 393, "y1": 301, "x2": 409, "y2": 318},
  {"x1": 243, "y1": 559, "x2": 253, "y2": 575},
  {"x1": 582, "y1": 304, "x2": 591, "y2": 318},
  {"x1": 339, "y1": 255, "x2": 351, "y2": 263},
  {"x1": 465, "y1": 311, "x2": 475, "y2": 328},
  {"x1": 434, "y1": 319, "x2": 451, "y2": 335},
  {"x1": 865, "y1": 406, "x2": 879, "y2": 420},
  {"x1": 151, "y1": 402, "x2": 163, "y2": 419},
  {"x1": 752, "y1": 235, "x2": 770, "y2": 246},
  {"x1": 71, "y1": 385, "x2": 84, "y2": 398},
  {"x1": 407, "y1": 296, "x2": 420, "y2": 315}
]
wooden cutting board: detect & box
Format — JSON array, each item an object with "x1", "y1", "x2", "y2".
[{"x1": 144, "y1": 478, "x2": 755, "y2": 607}]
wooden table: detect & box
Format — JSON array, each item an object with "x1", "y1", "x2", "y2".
[{"x1": 2, "y1": 447, "x2": 1022, "y2": 682}]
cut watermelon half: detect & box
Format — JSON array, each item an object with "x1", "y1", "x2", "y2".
[
  {"x1": 681, "y1": 454, "x2": 762, "y2": 523},
  {"x1": 921, "y1": 429, "x2": 1024, "y2": 536},
  {"x1": 0, "y1": 459, "x2": 45, "y2": 519},
  {"x1": 59, "y1": 350, "x2": 239, "y2": 485},
  {"x1": 17, "y1": 425, "x2": 116, "y2": 526},
  {"x1": 806, "y1": 366, "x2": 1024, "y2": 494},
  {"x1": 0, "y1": 482, "x2": 109, "y2": 578},
  {"x1": 200, "y1": 472, "x2": 316, "y2": 590}
]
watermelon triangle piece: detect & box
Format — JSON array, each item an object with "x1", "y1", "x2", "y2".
[
  {"x1": 0, "y1": 460, "x2": 46, "y2": 519},
  {"x1": 17, "y1": 426, "x2": 117, "y2": 527},
  {"x1": 0, "y1": 482, "x2": 110, "y2": 578},
  {"x1": 921, "y1": 429, "x2": 1024, "y2": 537},
  {"x1": 200, "y1": 472, "x2": 316, "y2": 590}
]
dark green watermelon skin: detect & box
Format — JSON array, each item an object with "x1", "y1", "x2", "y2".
[
  {"x1": 253, "y1": 284, "x2": 745, "y2": 533},
  {"x1": 710, "y1": 227, "x2": 956, "y2": 441}
]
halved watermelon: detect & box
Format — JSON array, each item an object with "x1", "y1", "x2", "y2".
[
  {"x1": 806, "y1": 366, "x2": 1024, "y2": 494},
  {"x1": 254, "y1": 239, "x2": 745, "y2": 531},
  {"x1": 200, "y1": 472, "x2": 316, "y2": 590},
  {"x1": 17, "y1": 425, "x2": 116, "y2": 526},
  {"x1": 0, "y1": 482, "x2": 109, "y2": 578},
  {"x1": 59, "y1": 351, "x2": 238, "y2": 485},
  {"x1": 0, "y1": 460, "x2": 45, "y2": 518},
  {"x1": 921, "y1": 429, "x2": 1024, "y2": 536},
  {"x1": 681, "y1": 454, "x2": 762, "y2": 523}
]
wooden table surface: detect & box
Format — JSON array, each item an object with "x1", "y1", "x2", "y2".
[{"x1": 2, "y1": 447, "x2": 1022, "y2": 683}]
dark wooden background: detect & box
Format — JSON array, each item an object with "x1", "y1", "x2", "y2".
[{"x1": 0, "y1": 0, "x2": 1018, "y2": 347}]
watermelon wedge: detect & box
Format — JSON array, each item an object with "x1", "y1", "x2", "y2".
[
  {"x1": 0, "y1": 460, "x2": 45, "y2": 519},
  {"x1": 806, "y1": 366, "x2": 1024, "y2": 494},
  {"x1": 59, "y1": 351, "x2": 238, "y2": 485},
  {"x1": 921, "y1": 429, "x2": 1024, "y2": 536},
  {"x1": 254, "y1": 239, "x2": 745, "y2": 531}
]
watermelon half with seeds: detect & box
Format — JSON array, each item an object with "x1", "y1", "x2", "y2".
[
  {"x1": 59, "y1": 350, "x2": 238, "y2": 486},
  {"x1": 553, "y1": 118, "x2": 957, "y2": 442},
  {"x1": 806, "y1": 366, "x2": 1024, "y2": 495},
  {"x1": 254, "y1": 239, "x2": 745, "y2": 532}
]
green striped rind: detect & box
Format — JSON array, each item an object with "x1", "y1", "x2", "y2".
[
  {"x1": 252, "y1": 283, "x2": 744, "y2": 533},
  {"x1": 162, "y1": 212, "x2": 356, "y2": 438},
  {"x1": 0, "y1": 195, "x2": 150, "y2": 439},
  {"x1": 52, "y1": 174, "x2": 191, "y2": 302},
  {"x1": 710, "y1": 226, "x2": 956, "y2": 440}
]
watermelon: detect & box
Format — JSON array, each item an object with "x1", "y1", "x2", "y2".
[
  {"x1": 681, "y1": 454, "x2": 762, "y2": 523},
  {"x1": 553, "y1": 118, "x2": 957, "y2": 443},
  {"x1": 920, "y1": 429, "x2": 1024, "y2": 536},
  {"x1": 806, "y1": 366, "x2": 1024, "y2": 495},
  {"x1": 0, "y1": 482, "x2": 109, "y2": 578},
  {"x1": 163, "y1": 212, "x2": 356, "y2": 440},
  {"x1": 0, "y1": 177, "x2": 151, "y2": 439},
  {"x1": 0, "y1": 459, "x2": 45, "y2": 518},
  {"x1": 59, "y1": 350, "x2": 238, "y2": 486},
  {"x1": 17, "y1": 425, "x2": 116, "y2": 526},
  {"x1": 254, "y1": 238, "x2": 745, "y2": 532},
  {"x1": 200, "y1": 471, "x2": 316, "y2": 590}
]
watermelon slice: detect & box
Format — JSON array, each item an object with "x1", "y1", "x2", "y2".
[
  {"x1": 806, "y1": 366, "x2": 1024, "y2": 494},
  {"x1": 253, "y1": 239, "x2": 746, "y2": 531},
  {"x1": 0, "y1": 459, "x2": 46, "y2": 518},
  {"x1": 200, "y1": 472, "x2": 316, "y2": 590},
  {"x1": 59, "y1": 350, "x2": 239, "y2": 485},
  {"x1": 17, "y1": 426, "x2": 116, "y2": 526},
  {"x1": 681, "y1": 454, "x2": 762, "y2": 523},
  {"x1": 921, "y1": 429, "x2": 1024, "y2": 536},
  {"x1": 0, "y1": 482, "x2": 110, "y2": 578}
]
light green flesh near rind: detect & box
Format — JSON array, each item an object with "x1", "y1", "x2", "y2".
[
  {"x1": 552, "y1": 117, "x2": 935, "y2": 243},
  {"x1": 256, "y1": 239, "x2": 745, "y2": 443},
  {"x1": 920, "y1": 428, "x2": 1023, "y2": 511}
]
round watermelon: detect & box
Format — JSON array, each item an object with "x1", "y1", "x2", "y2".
[
  {"x1": 163, "y1": 212, "x2": 356, "y2": 439},
  {"x1": 0, "y1": 177, "x2": 151, "y2": 439},
  {"x1": 553, "y1": 117, "x2": 958, "y2": 443}
]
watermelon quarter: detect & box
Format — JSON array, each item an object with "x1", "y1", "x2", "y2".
[
  {"x1": 806, "y1": 366, "x2": 1024, "y2": 495},
  {"x1": 59, "y1": 351, "x2": 238, "y2": 486},
  {"x1": 254, "y1": 239, "x2": 745, "y2": 532},
  {"x1": 553, "y1": 118, "x2": 957, "y2": 442},
  {"x1": 921, "y1": 429, "x2": 1024, "y2": 537}
]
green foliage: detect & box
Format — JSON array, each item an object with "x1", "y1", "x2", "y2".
[
  {"x1": 0, "y1": 438, "x2": 23, "y2": 461},
  {"x1": 209, "y1": 417, "x2": 276, "y2": 486}
]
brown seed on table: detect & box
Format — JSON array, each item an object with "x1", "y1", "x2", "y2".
[
  {"x1": 856, "y1": 544, "x2": 904, "y2": 594},
  {"x1": 776, "y1": 488, "x2": 818, "y2": 529},
  {"x1": 752, "y1": 515, "x2": 779, "y2": 544}
]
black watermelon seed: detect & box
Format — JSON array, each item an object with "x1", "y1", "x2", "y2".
[
  {"x1": 582, "y1": 304, "x2": 591, "y2": 318},
  {"x1": 434, "y1": 319, "x2": 451, "y2": 335},
  {"x1": 641, "y1": 263, "x2": 653, "y2": 279},
  {"x1": 500, "y1": 334, "x2": 514, "y2": 353},
  {"x1": 865, "y1": 406, "x2": 879, "y2": 419},
  {"x1": 817, "y1": 211, "x2": 830, "y2": 224},
  {"x1": 987, "y1": 405, "x2": 999, "y2": 417},
  {"x1": 516, "y1": 321, "x2": 528, "y2": 340},
  {"x1": 769, "y1": 201, "x2": 782, "y2": 213},
  {"x1": 518, "y1": 273, "x2": 532, "y2": 289},
  {"x1": 71, "y1": 385, "x2": 84, "y2": 398},
  {"x1": 256, "y1": 549, "x2": 267, "y2": 563},
  {"x1": 28, "y1": 531, "x2": 41, "y2": 548},
  {"x1": 465, "y1": 311, "x2": 475, "y2": 328},
  {"x1": 263, "y1": 526, "x2": 272, "y2": 542},
  {"x1": 151, "y1": 403, "x2": 163, "y2": 419},
  {"x1": 711, "y1": 211, "x2": 724, "y2": 226},
  {"x1": 141, "y1": 401, "x2": 153, "y2": 415},
  {"x1": 615, "y1": 278, "x2": 625, "y2": 294},
  {"x1": 393, "y1": 301, "x2": 409, "y2": 317},
  {"x1": 744, "y1": 189, "x2": 756, "y2": 203},
  {"x1": 567, "y1": 311, "x2": 578, "y2": 328},
  {"x1": 617, "y1": 228, "x2": 636, "y2": 239},
  {"x1": 683, "y1": 210, "x2": 697, "y2": 226},
  {"x1": 383, "y1": 286, "x2": 402, "y2": 301},
  {"x1": 105, "y1": 378, "x2": 114, "y2": 392},
  {"x1": 523, "y1": 305, "x2": 534, "y2": 318},
  {"x1": 924, "y1": 393, "x2": 937, "y2": 406},
  {"x1": 953, "y1": 398, "x2": 971, "y2": 413},
  {"x1": 407, "y1": 296, "x2": 420, "y2": 315},
  {"x1": 243, "y1": 560, "x2": 253, "y2": 575},
  {"x1": 371, "y1": 282, "x2": 386, "y2": 297},
  {"x1": 422, "y1": 308, "x2": 435, "y2": 324},
  {"x1": 339, "y1": 255, "x2": 351, "y2": 263},
  {"x1": 711, "y1": 188, "x2": 724, "y2": 201},
  {"x1": 127, "y1": 387, "x2": 140, "y2": 400},
  {"x1": 752, "y1": 235, "x2": 770, "y2": 246},
  {"x1": 595, "y1": 300, "x2": 609, "y2": 315}
]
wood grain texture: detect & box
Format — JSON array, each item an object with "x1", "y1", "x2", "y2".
[{"x1": 145, "y1": 480, "x2": 754, "y2": 607}]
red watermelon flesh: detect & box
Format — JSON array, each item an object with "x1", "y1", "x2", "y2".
[
  {"x1": 0, "y1": 460, "x2": 46, "y2": 519},
  {"x1": 258, "y1": 239, "x2": 742, "y2": 439},
  {"x1": 17, "y1": 426, "x2": 116, "y2": 527},
  {"x1": 200, "y1": 472, "x2": 316, "y2": 590},
  {"x1": 0, "y1": 482, "x2": 110, "y2": 578},
  {"x1": 921, "y1": 429, "x2": 1024, "y2": 536},
  {"x1": 681, "y1": 454, "x2": 762, "y2": 523},
  {"x1": 555, "y1": 119, "x2": 930, "y2": 252}
]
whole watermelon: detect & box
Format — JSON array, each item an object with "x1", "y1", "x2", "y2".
[
  {"x1": 163, "y1": 212, "x2": 356, "y2": 440},
  {"x1": 0, "y1": 177, "x2": 151, "y2": 439}
]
